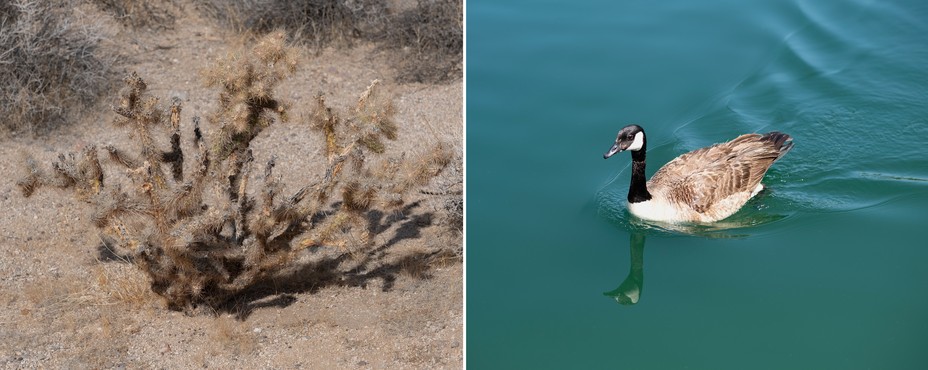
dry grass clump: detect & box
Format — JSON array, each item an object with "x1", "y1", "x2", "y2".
[
  {"x1": 92, "y1": 262, "x2": 157, "y2": 309},
  {"x1": 18, "y1": 32, "x2": 451, "y2": 312},
  {"x1": 0, "y1": 0, "x2": 116, "y2": 134},
  {"x1": 211, "y1": 316, "x2": 258, "y2": 354},
  {"x1": 91, "y1": 0, "x2": 181, "y2": 30}
]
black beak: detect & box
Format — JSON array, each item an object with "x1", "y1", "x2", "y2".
[{"x1": 603, "y1": 143, "x2": 622, "y2": 159}]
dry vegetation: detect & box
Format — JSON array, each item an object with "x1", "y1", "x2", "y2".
[
  {"x1": 2, "y1": 1, "x2": 461, "y2": 365},
  {"x1": 198, "y1": 0, "x2": 463, "y2": 82},
  {"x1": 1, "y1": 0, "x2": 461, "y2": 135},
  {"x1": 389, "y1": 0, "x2": 464, "y2": 82},
  {"x1": 197, "y1": 0, "x2": 390, "y2": 47},
  {"x1": 0, "y1": 0, "x2": 117, "y2": 134},
  {"x1": 91, "y1": 0, "x2": 181, "y2": 29},
  {"x1": 17, "y1": 32, "x2": 452, "y2": 312}
]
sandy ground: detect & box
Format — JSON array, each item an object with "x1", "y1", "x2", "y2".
[{"x1": 0, "y1": 4, "x2": 462, "y2": 369}]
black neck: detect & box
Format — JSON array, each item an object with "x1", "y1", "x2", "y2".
[{"x1": 628, "y1": 146, "x2": 652, "y2": 203}]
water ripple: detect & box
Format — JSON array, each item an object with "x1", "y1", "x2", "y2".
[{"x1": 660, "y1": 0, "x2": 928, "y2": 220}]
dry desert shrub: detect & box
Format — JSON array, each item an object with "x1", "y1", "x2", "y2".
[
  {"x1": 196, "y1": 0, "x2": 389, "y2": 47},
  {"x1": 91, "y1": 0, "x2": 181, "y2": 30},
  {"x1": 392, "y1": 0, "x2": 463, "y2": 55},
  {"x1": 196, "y1": 0, "x2": 462, "y2": 82},
  {"x1": 0, "y1": 0, "x2": 116, "y2": 134},
  {"x1": 18, "y1": 32, "x2": 451, "y2": 312},
  {"x1": 390, "y1": 0, "x2": 463, "y2": 82}
]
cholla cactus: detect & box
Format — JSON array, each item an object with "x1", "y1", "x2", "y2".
[
  {"x1": 18, "y1": 32, "x2": 451, "y2": 312},
  {"x1": 204, "y1": 31, "x2": 298, "y2": 162}
]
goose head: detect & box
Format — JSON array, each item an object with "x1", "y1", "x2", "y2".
[{"x1": 603, "y1": 124, "x2": 646, "y2": 159}]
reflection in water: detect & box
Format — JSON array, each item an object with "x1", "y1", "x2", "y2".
[
  {"x1": 598, "y1": 190, "x2": 791, "y2": 306},
  {"x1": 604, "y1": 231, "x2": 645, "y2": 305},
  {"x1": 601, "y1": 210, "x2": 787, "y2": 306},
  {"x1": 627, "y1": 211, "x2": 788, "y2": 239}
]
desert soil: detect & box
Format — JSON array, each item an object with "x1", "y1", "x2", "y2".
[{"x1": 0, "y1": 4, "x2": 462, "y2": 369}]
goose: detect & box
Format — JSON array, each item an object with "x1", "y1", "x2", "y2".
[{"x1": 603, "y1": 125, "x2": 793, "y2": 223}]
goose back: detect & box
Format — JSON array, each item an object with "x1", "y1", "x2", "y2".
[{"x1": 645, "y1": 132, "x2": 792, "y2": 222}]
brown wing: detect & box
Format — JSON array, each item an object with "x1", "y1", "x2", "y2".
[{"x1": 648, "y1": 134, "x2": 783, "y2": 213}]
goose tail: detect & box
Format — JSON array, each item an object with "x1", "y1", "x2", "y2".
[{"x1": 760, "y1": 131, "x2": 793, "y2": 160}]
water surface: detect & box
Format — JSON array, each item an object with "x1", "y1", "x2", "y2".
[{"x1": 468, "y1": 0, "x2": 928, "y2": 368}]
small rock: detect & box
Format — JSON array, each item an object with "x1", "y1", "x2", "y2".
[{"x1": 160, "y1": 344, "x2": 171, "y2": 355}]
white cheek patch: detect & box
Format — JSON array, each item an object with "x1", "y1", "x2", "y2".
[{"x1": 627, "y1": 131, "x2": 644, "y2": 151}]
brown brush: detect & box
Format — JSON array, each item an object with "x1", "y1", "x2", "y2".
[{"x1": 18, "y1": 32, "x2": 452, "y2": 313}]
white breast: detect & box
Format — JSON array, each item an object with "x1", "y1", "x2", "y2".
[
  {"x1": 628, "y1": 187, "x2": 764, "y2": 223},
  {"x1": 627, "y1": 199, "x2": 690, "y2": 223}
]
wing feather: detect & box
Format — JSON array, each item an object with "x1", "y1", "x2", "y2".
[{"x1": 648, "y1": 134, "x2": 783, "y2": 214}]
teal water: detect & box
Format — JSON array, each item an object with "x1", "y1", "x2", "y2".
[{"x1": 467, "y1": 0, "x2": 928, "y2": 368}]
